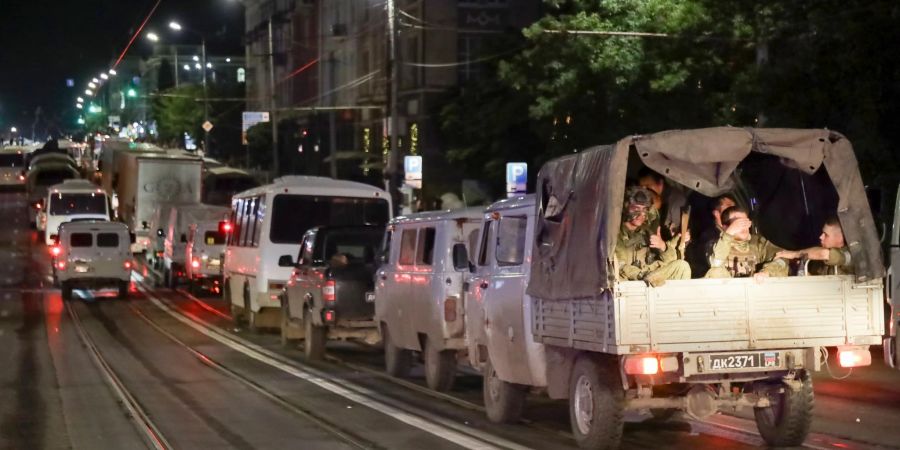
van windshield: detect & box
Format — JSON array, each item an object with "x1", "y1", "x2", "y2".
[
  {"x1": 0, "y1": 154, "x2": 24, "y2": 167},
  {"x1": 49, "y1": 193, "x2": 107, "y2": 215},
  {"x1": 269, "y1": 195, "x2": 389, "y2": 244}
]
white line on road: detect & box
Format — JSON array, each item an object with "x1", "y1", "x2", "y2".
[{"x1": 135, "y1": 282, "x2": 530, "y2": 450}]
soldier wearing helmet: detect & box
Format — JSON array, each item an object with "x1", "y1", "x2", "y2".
[{"x1": 615, "y1": 187, "x2": 691, "y2": 287}]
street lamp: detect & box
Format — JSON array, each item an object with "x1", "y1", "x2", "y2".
[
  {"x1": 10, "y1": 127, "x2": 17, "y2": 133},
  {"x1": 169, "y1": 20, "x2": 210, "y2": 155},
  {"x1": 88, "y1": 82, "x2": 97, "y2": 89},
  {"x1": 85, "y1": 89, "x2": 93, "y2": 96},
  {"x1": 147, "y1": 32, "x2": 160, "y2": 42},
  {"x1": 109, "y1": 69, "x2": 117, "y2": 76}
]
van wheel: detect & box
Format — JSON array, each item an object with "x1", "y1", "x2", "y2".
[
  {"x1": 383, "y1": 325, "x2": 412, "y2": 378},
  {"x1": 753, "y1": 370, "x2": 814, "y2": 447},
  {"x1": 61, "y1": 282, "x2": 73, "y2": 301},
  {"x1": 483, "y1": 359, "x2": 526, "y2": 423},
  {"x1": 424, "y1": 338, "x2": 456, "y2": 392},
  {"x1": 304, "y1": 310, "x2": 326, "y2": 360},
  {"x1": 568, "y1": 356, "x2": 625, "y2": 450},
  {"x1": 117, "y1": 281, "x2": 129, "y2": 299}
]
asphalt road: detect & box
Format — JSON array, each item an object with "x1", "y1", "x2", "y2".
[{"x1": 1, "y1": 188, "x2": 898, "y2": 450}]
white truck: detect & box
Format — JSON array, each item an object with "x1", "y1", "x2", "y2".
[
  {"x1": 161, "y1": 204, "x2": 230, "y2": 288},
  {"x1": 473, "y1": 128, "x2": 886, "y2": 449},
  {"x1": 113, "y1": 153, "x2": 202, "y2": 253}
]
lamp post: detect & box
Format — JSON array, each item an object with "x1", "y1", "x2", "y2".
[{"x1": 170, "y1": 21, "x2": 210, "y2": 155}]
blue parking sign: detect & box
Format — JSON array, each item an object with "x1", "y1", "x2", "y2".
[
  {"x1": 506, "y1": 162, "x2": 527, "y2": 197},
  {"x1": 404, "y1": 155, "x2": 423, "y2": 188}
]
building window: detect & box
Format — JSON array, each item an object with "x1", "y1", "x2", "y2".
[{"x1": 458, "y1": 35, "x2": 482, "y2": 82}]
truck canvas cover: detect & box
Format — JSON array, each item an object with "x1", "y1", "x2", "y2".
[{"x1": 527, "y1": 127, "x2": 883, "y2": 302}]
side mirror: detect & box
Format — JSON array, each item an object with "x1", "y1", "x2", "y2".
[
  {"x1": 180, "y1": 233, "x2": 188, "y2": 243},
  {"x1": 141, "y1": 221, "x2": 149, "y2": 230},
  {"x1": 452, "y1": 243, "x2": 469, "y2": 271},
  {"x1": 278, "y1": 254, "x2": 295, "y2": 267},
  {"x1": 129, "y1": 232, "x2": 136, "y2": 244}
]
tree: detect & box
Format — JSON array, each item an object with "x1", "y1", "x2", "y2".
[{"x1": 151, "y1": 84, "x2": 204, "y2": 147}]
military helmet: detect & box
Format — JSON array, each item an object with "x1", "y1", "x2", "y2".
[{"x1": 624, "y1": 186, "x2": 653, "y2": 209}]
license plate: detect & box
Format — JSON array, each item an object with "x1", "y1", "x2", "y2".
[
  {"x1": 74, "y1": 265, "x2": 90, "y2": 273},
  {"x1": 365, "y1": 292, "x2": 376, "y2": 303},
  {"x1": 708, "y1": 352, "x2": 779, "y2": 371},
  {"x1": 207, "y1": 259, "x2": 221, "y2": 267}
]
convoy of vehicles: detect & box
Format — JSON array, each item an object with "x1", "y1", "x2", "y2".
[
  {"x1": 54, "y1": 221, "x2": 133, "y2": 300},
  {"x1": 40, "y1": 179, "x2": 111, "y2": 245},
  {"x1": 280, "y1": 225, "x2": 384, "y2": 359},
  {"x1": 15, "y1": 128, "x2": 897, "y2": 450},
  {"x1": 223, "y1": 176, "x2": 391, "y2": 331}
]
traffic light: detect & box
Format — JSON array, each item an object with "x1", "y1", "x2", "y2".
[{"x1": 127, "y1": 88, "x2": 137, "y2": 98}]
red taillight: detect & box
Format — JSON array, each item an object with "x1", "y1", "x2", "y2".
[
  {"x1": 323, "y1": 280, "x2": 336, "y2": 302},
  {"x1": 57, "y1": 261, "x2": 66, "y2": 270},
  {"x1": 624, "y1": 355, "x2": 660, "y2": 375},
  {"x1": 191, "y1": 259, "x2": 200, "y2": 269},
  {"x1": 219, "y1": 220, "x2": 232, "y2": 234},
  {"x1": 35, "y1": 202, "x2": 42, "y2": 210},
  {"x1": 18, "y1": 175, "x2": 24, "y2": 181},
  {"x1": 123, "y1": 261, "x2": 132, "y2": 270},
  {"x1": 324, "y1": 310, "x2": 335, "y2": 323},
  {"x1": 444, "y1": 297, "x2": 457, "y2": 322},
  {"x1": 51, "y1": 246, "x2": 61, "y2": 256},
  {"x1": 838, "y1": 347, "x2": 871, "y2": 368}
]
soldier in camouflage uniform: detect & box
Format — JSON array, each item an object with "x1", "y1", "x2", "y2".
[
  {"x1": 776, "y1": 215, "x2": 853, "y2": 275},
  {"x1": 615, "y1": 187, "x2": 691, "y2": 287},
  {"x1": 705, "y1": 205, "x2": 789, "y2": 279}
]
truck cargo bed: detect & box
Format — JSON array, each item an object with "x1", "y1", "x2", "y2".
[{"x1": 532, "y1": 276, "x2": 884, "y2": 354}]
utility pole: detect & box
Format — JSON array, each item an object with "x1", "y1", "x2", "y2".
[
  {"x1": 268, "y1": 18, "x2": 280, "y2": 177},
  {"x1": 384, "y1": 0, "x2": 401, "y2": 207},
  {"x1": 201, "y1": 37, "x2": 210, "y2": 155}
]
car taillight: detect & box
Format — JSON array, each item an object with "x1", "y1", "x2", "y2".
[
  {"x1": 838, "y1": 346, "x2": 871, "y2": 368},
  {"x1": 51, "y1": 246, "x2": 61, "y2": 256},
  {"x1": 624, "y1": 355, "x2": 660, "y2": 375},
  {"x1": 18, "y1": 174, "x2": 24, "y2": 181},
  {"x1": 123, "y1": 261, "x2": 132, "y2": 270},
  {"x1": 444, "y1": 297, "x2": 457, "y2": 322},
  {"x1": 34, "y1": 202, "x2": 42, "y2": 210},
  {"x1": 57, "y1": 261, "x2": 66, "y2": 270},
  {"x1": 324, "y1": 310, "x2": 335, "y2": 323},
  {"x1": 191, "y1": 259, "x2": 200, "y2": 269},
  {"x1": 323, "y1": 280, "x2": 336, "y2": 302}
]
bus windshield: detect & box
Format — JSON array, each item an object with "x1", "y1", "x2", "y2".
[
  {"x1": 49, "y1": 193, "x2": 107, "y2": 215},
  {"x1": 269, "y1": 195, "x2": 389, "y2": 244}
]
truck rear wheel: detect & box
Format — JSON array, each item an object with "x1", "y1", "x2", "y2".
[
  {"x1": 383, "y1": 325, "x2": 412, "y2": 378},
  {"x1": 424, "y1": 338, "x2": 456, "y2": 392},
  {"x1": 304, "y1": 310, "x2": 326, "y2": 360},
  {"x1": 568, "y1": 356, "x2": 624, "y2": 450},
  {"x1": 483, "y1": 359, "x2": 526, "y2": 423},
  {"x1": 753, "y1": 370, "x2": 814, "y2": 447}
]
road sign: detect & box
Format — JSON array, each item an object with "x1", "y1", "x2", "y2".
[
  {"x1": 202, "y1": 121, "x2": 214, "y2": 132},
  {"x1": 404, "y1": 155, "x2": 423, "y2": 189},
  {"x1": 241, "y1": 111, "x2": 270, "y2": 144},
  {"x1": 506, "y1": 162, "x2": 527, "y2": 197}
]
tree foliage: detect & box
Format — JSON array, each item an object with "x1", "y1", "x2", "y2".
[{"x1": 151, "y1": 84, "x2": 204, "y2": 147}]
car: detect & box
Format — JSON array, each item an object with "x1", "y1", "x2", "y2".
[
  {"x1": 54, "y1": 221, "x2": 134, "y2": 300},
  {"x1": 0, "y1": 148, "x2": 27, "y2": 189}
]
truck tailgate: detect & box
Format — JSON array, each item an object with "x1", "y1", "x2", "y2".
[{"x1": 532, "y1": 276, "x2": 884, "y2": 354}]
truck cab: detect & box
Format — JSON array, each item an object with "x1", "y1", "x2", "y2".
[{"x1": 280, "y1": 226, "x2": 383, "y2": 359}]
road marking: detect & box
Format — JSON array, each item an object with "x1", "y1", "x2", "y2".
[{"x1": 135, "y1": 282, "x2": 528, "y2": 450}]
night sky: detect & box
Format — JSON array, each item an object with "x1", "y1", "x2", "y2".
[{"x1": 0, "y1": 0, "x2": 243, "y2": 136}]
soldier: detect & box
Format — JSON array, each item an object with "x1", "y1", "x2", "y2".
[
  {"x1": 615, "y1": 187, "x2": 691, "y2": 287},
  {"x1": 704, "y1": 206, "x2": 789, "y2": 280},
  {"x1": 776, "y1": 216, "x2": 853, "y2": 275}
]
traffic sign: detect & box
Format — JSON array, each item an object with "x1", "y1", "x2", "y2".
[
  {"x1": 404, "y1": 155, "x2": 423, "y2": 189},
  {"x1": 202, "y1": 121, "x2": 214, "y2": 132},
  {"x1": 506, "y1": 162, "x2": 527, "y2": 197},
  {"x1": 241, "y1": 111, "x2": 270, "y2": 144}
]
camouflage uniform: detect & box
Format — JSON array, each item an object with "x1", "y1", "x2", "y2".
[
  {"x1": 808, "y1": 247, "x2": 853, "y2": 275},
  {"x1": 704, "y1": 232, "x2": 789, "y2": 278},
  {"x1": 615, "y1": 224, "x2": 691, "y2": 286}
]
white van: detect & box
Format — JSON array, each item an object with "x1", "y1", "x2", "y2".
[
  {"x1": 162, "y1": 204, "x2": 229, "y2": 287},
  {"x1": 40, "y1": 179, "x2": 111, "y2": 245},
  {"x1": 55, "y1": 221, "x2": 133, "y2": 300},
  {"x1": 0, "y1": 149, "x2": 26, "y2": 188},
  {"x1": 375, "y1": 207, "x2": 483, "y2": 391},
  {"x1": 185, "y1": 220, "x2": 227, "y2": 294},
  {"x1": 464, "y1": 195, "x2": 546, "y2": 423},
  {"x1": 224, "y1": 176, "x2": 391, "y2": 331}
]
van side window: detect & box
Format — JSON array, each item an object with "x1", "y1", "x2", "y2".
[
  {"x1": 231, "y1": 199, "x2": 244, "y2": 246},
  {"x1": 416, "y1": 227, "x2": 436, "y2": 265},
  {"x1": 467, "y1": 228, "x2": 480, "y2": 262},
  {"x1": 382, "y1": 230, "x2": 393, "y2": 263},
  {"x1": 70, "y1": 233, "x2": 93, "y2": 247},
  {"x1": 298, "y1": 234, "x2": 314, "y2": 266},
  {"x1": 398, "y1": 229, "x2": 417, "y2": 265},
  {"x1": 96, "y1": 233, "x2": 119, "y2": 247},
  {"x1": 496, "y1": 216, "x2": 527, "y2": 266},
  {"x1": 477, "y1": 221, "x2": 492, "y2": 266},
  {"x1": 252, "y1": 195, "x2": 265, "y2": 246},
  {"x1": 246, "y1": 197, "x2": 259, "y2": 247},
  {"x1": 239, "y1": 198, "x2": 254, "y2": 246}
]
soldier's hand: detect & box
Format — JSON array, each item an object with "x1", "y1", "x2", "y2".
[
  {"x1": 650, "y1": 227, "x2": 667, "y2": 251},
  {"x1": 725, "y1": 218, "x2": 751, "y2": 237}
]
